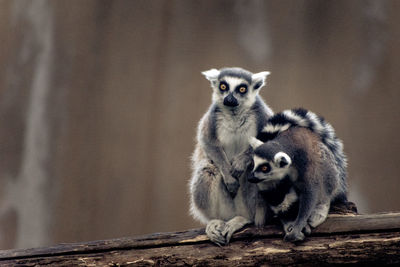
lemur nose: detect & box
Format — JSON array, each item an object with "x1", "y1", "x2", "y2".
[{"x1": 223, "y1": 93, "x2": 239, "y2": 107}]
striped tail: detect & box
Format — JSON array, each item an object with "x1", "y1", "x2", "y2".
[{"x1": 257, "y1": 108, "x2": 348, "y2": 195}]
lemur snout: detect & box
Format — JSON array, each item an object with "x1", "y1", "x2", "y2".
[{"x1": 223, "y1": 93, "x2": 239, "y2": 107}]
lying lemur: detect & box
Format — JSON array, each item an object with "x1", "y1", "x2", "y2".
[{"x1": 248, "y1": 108, "x2": 348, "y2": 242}]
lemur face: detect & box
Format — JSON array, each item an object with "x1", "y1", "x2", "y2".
[
  {"x1": 248, "y1": 151, "x2": 292, "y2": 184},
  {"x1": 202, "y1": 68, "x2": 270, "y2": 110}
]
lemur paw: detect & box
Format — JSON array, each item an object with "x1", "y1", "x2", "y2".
[
  {"x1": 206, "y1": 219, "x2": 227, "y2": 246},
  {"x1": 230, "y1": 154, "x2": 252, "y2": 179},
  {"x1": 221, "y1": 222, "x2": 238, "y2": 244},
  {"x1": 224, "y1": 176, "x2": 240, "y2": 198},
  {"x1": 284, "y1": 226, "x2": 306, "y2": 242}
]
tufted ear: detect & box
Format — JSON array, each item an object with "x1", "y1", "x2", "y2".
[
  {"x1": 202, "y1": 68, "x2": 220, "y2": 86},
  {"x1": 249, "y1": 137, "x2": 264, "y2": 149},
  {"x1": 274, "y1": 152, "x2": 292, "y2": 168},
  {"x1": 252, "y1": 71, "x2": 270, "y2": 90}
]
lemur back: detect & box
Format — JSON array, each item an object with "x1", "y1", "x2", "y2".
[
  {"x1": 257, "y1": 108, "x2": 347, "y2": 199},
  {"x1": 189, "y1": 67, "x2": 273, "y2": 246},
  {"x1": 249, "y1": 108, "x2": 348, "y2": 242}
]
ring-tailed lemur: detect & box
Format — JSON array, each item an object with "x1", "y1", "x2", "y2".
[
  {"x1": 189, "y1": 67, "x2": 273, "y2": 245},
  {"x1": 248, "y1": 108, "x2": 348, "y2": 242}
]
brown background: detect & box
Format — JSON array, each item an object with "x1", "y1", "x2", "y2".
[{"x1": 0, "y1": 0, "x2": 399, "y2": 249}]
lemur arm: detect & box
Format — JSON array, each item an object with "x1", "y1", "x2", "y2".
[
  {"x1": 284, "y1": 184, "x2": 318, "y2": 242},
  {"x1": 201, "y1": 138, "x2": 240, "y2": 197},
  {"x1": 230, "y1": 146, "x2": 254, "y2": 179}
]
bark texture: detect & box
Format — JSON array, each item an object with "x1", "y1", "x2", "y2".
[{"x1": 0, "y1": 212, "x2": 399, "y2": 266}]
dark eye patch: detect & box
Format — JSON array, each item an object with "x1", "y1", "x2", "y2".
[
  {"x1": 219, "y1": 81, "x2": 229, "y2": 92},
  {"x1": 256, "y1": 163, "x2": 271, "y2": 173},
  {"x1": 235, "y1": 84, "x2": 248, "y2": 94}
]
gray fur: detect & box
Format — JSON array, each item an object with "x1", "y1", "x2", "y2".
[
  {"x1": 260, "y1": 108, "x2": 348, "y2": 200},
  {"x1": 189, "y1": 67, "x2": 273, "y2": 245},
  {"x1": 250, "y1": 124, "x2": 348, "y2": 243}
]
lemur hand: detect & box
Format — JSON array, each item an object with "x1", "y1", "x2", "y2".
[
  {"x1": 223, "y1": 174, "x2": 239, "y2": 198},
  {"x1": 230, "y1": 149, "x2": 253, "y2": 179}
]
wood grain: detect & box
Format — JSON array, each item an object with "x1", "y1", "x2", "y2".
[{"x1": 0, "y1": 212, "x2": 399, "y2": 266}]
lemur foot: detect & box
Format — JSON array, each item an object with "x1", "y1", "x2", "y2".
[
  {"x1": 284, "y1": 226, "x2": 306, "y2": 242},
  {"x1": 308, "y1": 204, "x2": 329, "y2": 228},
  {"x1": 206, "y1": 219, "x2": 228, "y2": 246}
]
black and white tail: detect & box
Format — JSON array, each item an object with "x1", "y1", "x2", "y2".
[{"x1": 257, "y1": 108, "x2": 348, "y2": 196}]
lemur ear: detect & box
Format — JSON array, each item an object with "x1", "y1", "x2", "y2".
[
  {"x1": 252, "y1": 71, "x2": 270, "y2": 90},
  {"x1": 274, "y1": 152, "x2": 291, "y2": 168},
  {"x1": 202, "y1": 69, "x2": 220, "y2": 86},
  {"x1": 249, "y1": 137, "x2": 264, "y2": 149}
]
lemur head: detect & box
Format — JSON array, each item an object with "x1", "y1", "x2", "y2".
[
  {"x1": 248, "y1": 137, "x2": 292, "y2": 184},
  {"x1": 202, "y1": 67, "x2": 270, "y2": 110}
]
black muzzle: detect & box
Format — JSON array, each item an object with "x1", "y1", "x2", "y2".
[{"x1": 223, "y1": 93, "x2": 239, "y2": 107}]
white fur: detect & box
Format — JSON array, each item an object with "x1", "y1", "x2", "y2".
[
  {"x1": 282, "y1": 110, "x2": 309, "y2": 127},
  {"x1": 253, "y1": 155, "x2": 268, "y2": 172},
  {"x1": 308, "y1": 203, "x2": 330, "y2": 228},
  {"x1": 306, "y1": 112, "x2": 325, "y2": 133},
  {"x1": 262, "y1": 123, "x2": 290, "y2": 134},
  {"x1": 274, "y1": 152, "x2": 292, "y2": 167},
  {"x1": 202, "y1": 69, "x2": 220, "y2": 81},
  {"x1": 216, "y1": 111, "x2": 257, "y2": 162},
  {"x1": 249, "y1": 137, "x2": 263, "y2": 150},
  {"x1": 252, "y1": 71, "x2": 270, "y2": 87}
]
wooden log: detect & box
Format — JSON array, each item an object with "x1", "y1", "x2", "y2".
[{"x1": 0, "y1": 212, "x2": 399, "y2": 266}]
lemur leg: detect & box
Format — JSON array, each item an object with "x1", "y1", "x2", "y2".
[
  {"x1": 191, "y1": 158, "x2": 241, "y2": 245},
  {"x1": 284, "y1": 186, "x2": 318, "y2": 242},
  {"x1": 254, "y1": 192, "x2": 269, "y2": 227},
  {"x1": 308, "y1": 201, "x2": 330, "y2": 228},
  {"x1": 202, "y1": 143, "x2": 239, "y2": 197}
]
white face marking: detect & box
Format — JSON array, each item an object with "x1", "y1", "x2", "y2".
[
  {"x1": 223, "y1": 77, "x2": 247, "y2": 93},
  {"x1": 211, "y1": 76, "x2": 259, "y2": 109},
  {"x1": 253, "y1": 155, "x2": 268, "y2": 172},
  {"x1": 252, "y1": 152, "x2": 295, "y2": 187}
]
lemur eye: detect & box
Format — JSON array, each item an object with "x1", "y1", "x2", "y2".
[
  {"x1": 239, "y1": 86, "x2": 247, "y2": 93},
  {"x1": 260, "y1": 164, "x2": 270, "y2": 173},
  {"x1": 219, "y1": 83, "x2": 227, "y2": 91},
  {"x1": 261, "y1": 166, "x2": 268, "y2": 172}
]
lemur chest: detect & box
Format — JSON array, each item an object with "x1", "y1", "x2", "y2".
[{"x1": 216, "y1": 115, "x2": 256, "y2": 161}]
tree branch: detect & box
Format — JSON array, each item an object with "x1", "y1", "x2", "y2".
[{"x1": 0, "y1": 212, "x2": 400, "y2": 266}]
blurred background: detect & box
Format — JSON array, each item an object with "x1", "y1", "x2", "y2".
[{"x1": 0, "y1": 0, "x2": 399, "y2": 250}]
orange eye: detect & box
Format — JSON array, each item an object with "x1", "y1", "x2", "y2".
[
  {"x1": 239, "y1": 87, "x2": 247, "y2": 93},
  {"x1": 220, "y1": 83, "x2": 227, "y2": 90},
  {"x1": 261, "y1": 165, "x2": 269, "y2": 172}
]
